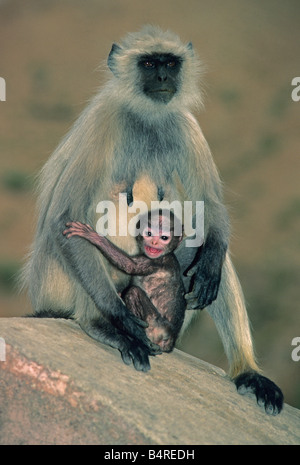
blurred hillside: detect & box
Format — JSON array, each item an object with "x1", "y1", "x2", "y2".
[{"x1": 0, "y1": 0, "x2": 299, "y2": 409}]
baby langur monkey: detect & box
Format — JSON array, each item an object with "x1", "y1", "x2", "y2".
[{"x1": 63, "y1": 210, "x2": 186, "y2": 353}]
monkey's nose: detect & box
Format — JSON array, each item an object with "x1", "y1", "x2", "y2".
[
  {"x1": 157, "y1": 67, "x2": 168, "y2": 82},
  {"x1": 158, "y1": 75, "x2": 167, "y2": 82}
]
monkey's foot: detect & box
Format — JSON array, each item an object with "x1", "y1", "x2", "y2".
[{"x1": 234, "y1": 371, "x2": 284, "y2": 415}]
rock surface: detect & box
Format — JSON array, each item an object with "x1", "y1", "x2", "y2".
[{"x1": 0, "y1": 317, "x2": 299, "y2": 445}]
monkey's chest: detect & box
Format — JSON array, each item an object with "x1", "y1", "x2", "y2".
[
  {"x1": 134, "y1": 270, "x2": 174, "y2": 315},
  {"x1": 112, "y1": 111, "x2": 187, "y2": 191}
]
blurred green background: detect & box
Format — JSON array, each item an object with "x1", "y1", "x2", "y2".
[{"x1": 0, "y1": 0, "x2": 299, "y2": 409}]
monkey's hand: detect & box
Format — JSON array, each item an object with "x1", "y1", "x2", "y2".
[
  {"x1": 185, "y1": 263, "x2": 222, "y2": 310},
  {"x1": 119, "y1": 335, "x2": 161, "y2": 372},
  {"x1": 113, "y1": 309, "x2": 162, "y2": 360},
  {"x1": 184, "y1": 236, "x2": 226, "y2": 310},
  {"x1": 63, "y1": 221, "x2": 100, "y2": 245},
  {"x1": 116, "y1": 313, "x2": 162, "y2": 372}
]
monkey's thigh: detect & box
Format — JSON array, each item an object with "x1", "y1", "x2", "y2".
[{"x1": 123, "y1": 286, "x2": 159, "y2": 322}]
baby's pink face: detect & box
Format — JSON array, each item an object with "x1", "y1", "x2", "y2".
[{"x1": 142, "y1": 224, "x2": 172, "y2": 259}]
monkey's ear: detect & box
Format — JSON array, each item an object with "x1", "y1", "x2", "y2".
[
  {"x1": 107, "y1": 43, "x2": 122, "y2": 75},
  {"x1": 186, "y1": 42, "x2": 194, "y2": 56}
]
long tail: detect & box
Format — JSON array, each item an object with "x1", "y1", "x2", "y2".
[
  {"x1": 207, "y1": 254, "x2": 260, "y2": 377},
  {"x1": 180, "y1": 253, "x2": 260, "y2": 378}
]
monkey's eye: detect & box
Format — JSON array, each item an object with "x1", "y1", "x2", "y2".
[
  {"x1": 161, "y1": 235, "x2": 170, "y2": 241},
  {"x1": 143, "y1": 61, "x2": 155, "y2": 69},
  {"x1": 146, "y1": 231, "x2": 152, "y2": 237},
  {"x1": 167, "y1": 61, "x2": 176, "y2": 68}
]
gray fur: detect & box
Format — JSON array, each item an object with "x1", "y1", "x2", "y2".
[{"x1": 23, "y1": 25, "x2": 259, "y2": 377}]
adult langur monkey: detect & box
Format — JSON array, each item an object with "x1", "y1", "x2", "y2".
[{"x1": 23, "y1": 26, "x2": 283, "y2": 414}]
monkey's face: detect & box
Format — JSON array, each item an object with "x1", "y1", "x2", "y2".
[
  {"x1": 137, "y1": 53, "x2": 182, "y2": 104},
  {"x1": 140, "y1": 217, "x2": 181, "y2": 259},
  {"x1": 136, "y1": 210, "x2": 182, "y2": 258},
  {"x1": 107, "y1": 26, "x2": 202, "y2": 113},
  {"x1": 142, "y1": 227, "x2": 172, "y2": 258}
]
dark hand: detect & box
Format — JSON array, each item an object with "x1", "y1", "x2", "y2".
[
  {"x1": 117, "y1": 312, "x2": 162, "y2": 372},
  {"x1": 120, "y1": 335, "x2": 161, "y2": 372},
  {"x1": 185, "y1": 262, "x2": 222, "y2": 309},
  {"x1": 184, "y1": 240, "x2": 225, "y2": 309},
  {"x1": 114, "y1": 311, "x2": 162, "y2": 357}
]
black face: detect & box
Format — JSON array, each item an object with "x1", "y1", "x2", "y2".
[{"x1": 138, "y1": 53, "x2": 182, "y2": 103}]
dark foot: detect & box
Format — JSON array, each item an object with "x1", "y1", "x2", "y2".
[{"x1": 234, "y1": 371, "x2": 284, "y2": 415}]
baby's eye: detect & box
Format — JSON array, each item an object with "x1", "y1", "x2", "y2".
[{"x1": 161, "y1": 235, "x2": 169, "y2": 241}]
